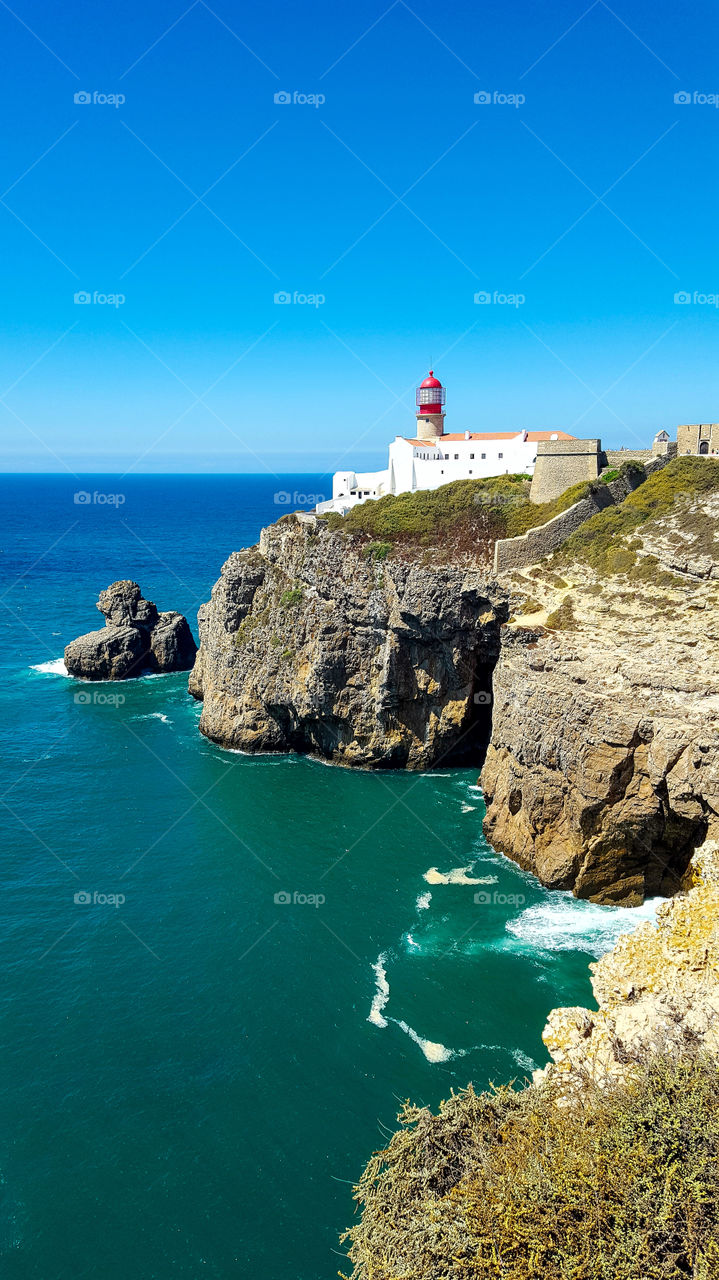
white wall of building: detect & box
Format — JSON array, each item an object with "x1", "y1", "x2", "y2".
[{"x1": 317, "y1": 430, "x2": 547, "y2": 514}]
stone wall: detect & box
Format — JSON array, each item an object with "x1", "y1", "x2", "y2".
[
  {"x1": 493, "y1": 459, "x2": 663, "y2": 575},
  {"x1": 678, "y1": 423, "x2": 719, "y2": 456},
  {"x1": 529, "y1": 439, "x2": 602, "y2": 504},
  {"x1": 604, "y1": 449, "x2": 652, "y2": 468}
]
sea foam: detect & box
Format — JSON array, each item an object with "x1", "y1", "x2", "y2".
[
  {"x1": 30, "y1": 659, "x2": 68, "y2": 675},
  {"x1": 391, "y1": 1019, "x2": 463, "y2": 1064},
  {"x1": 505, "y1": 894, "x2": 663, "y2": 958},
  {"x1": 367, "y1": 953, "x2": 390, "y2": 1028},
  {"x1": 424, "y1": 866, "x2": 497, "y2": 886}
]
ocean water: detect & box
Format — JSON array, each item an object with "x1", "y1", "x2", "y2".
[{"x1": 0, "y1": 475, "x2": 660, "y2": 1279}]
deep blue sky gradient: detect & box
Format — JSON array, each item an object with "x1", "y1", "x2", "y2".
[{"x1": 0, "y1": 0, "x2": 717, "y2": 472}]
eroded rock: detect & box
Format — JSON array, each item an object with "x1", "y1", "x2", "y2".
[
  {"x1": 65, "y1": 580, "x2": 197, "y2": 680},
  {"x1": 189, "y1": 514, "x2": 506, "y2": 768}
]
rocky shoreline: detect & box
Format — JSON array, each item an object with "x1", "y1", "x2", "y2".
[{"x1": 187, "y1": 463, "x2": 719, "y2": 905}]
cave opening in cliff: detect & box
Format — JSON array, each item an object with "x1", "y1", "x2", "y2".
[{"x1": 443, "y1": 658, "x2": 496, "y2": 769}]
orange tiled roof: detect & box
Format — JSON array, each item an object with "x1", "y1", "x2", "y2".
[{"x1": 403, "y1": 431, "x2": 575, "y2": 446}]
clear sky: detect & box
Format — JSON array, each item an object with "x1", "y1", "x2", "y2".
[{"x1": 1, "y1": 0, "x2": 717, "y2": 473}]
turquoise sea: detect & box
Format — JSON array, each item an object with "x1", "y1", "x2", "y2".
[{"x1": 0, "y1": 475, "x2": 660, "y2": 1279}]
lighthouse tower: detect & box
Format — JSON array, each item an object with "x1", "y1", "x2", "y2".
[{"x1": 415, "y1": 370, "x2": 446, "y2": 441}]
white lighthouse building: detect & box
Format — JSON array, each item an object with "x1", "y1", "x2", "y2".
[{"x1": 316, "y1": 370, "x2": 576, "y2": 515}]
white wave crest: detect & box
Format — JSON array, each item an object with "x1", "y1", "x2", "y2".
[
  {"x1": 367, "y1": 953, "x2": 390, "y2": 1028},
  {"x1": 416, "y1": 891, "x2": 431, "y2": 911},
  {"x1": 461, "y1": 802, "x2": 477, "y2": 813},
  {"x1": 30, "y1": 659, "x2": 68, "y2": 675},
  {"x1": 505, "y1": 894, "x2": 664, "y2": 957}
]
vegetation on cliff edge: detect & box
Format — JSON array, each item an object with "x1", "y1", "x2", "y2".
[
  {"x1": 554, "y1": 456, "x2": 719, "y2": 576},
  {"x1": 342, "y1": 1052, "x2": 719, "y2": 1280},
  {"x1": 320, "y1": 473, "x2": 606, "y2": 556}
]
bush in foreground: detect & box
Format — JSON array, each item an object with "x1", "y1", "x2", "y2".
[{"x1": 342, "y1": 1053, "x2": 719, "y2": 1280}]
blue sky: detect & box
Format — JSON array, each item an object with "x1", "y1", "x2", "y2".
[{"x1": 0, "y1": 0, "x2": 717, "y2": 473}]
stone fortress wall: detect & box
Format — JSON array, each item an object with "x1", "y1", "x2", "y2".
[
  {"x1": 529, "y1": 439, "x2": 602, "y2": 505},
  {"x1": 493, "y1": 457, "x2": 668, "y2": 576},
  {"x1": 530, "y1": 436, "x2": 677, "y2": 506},
  {"x1": 678, "y1": 423, "x2": 719, "y2": 456}
]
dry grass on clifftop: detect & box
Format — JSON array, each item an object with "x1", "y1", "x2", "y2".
[{"x1": 342, "y1": 1053, "x2": 719, "y2": 1280}]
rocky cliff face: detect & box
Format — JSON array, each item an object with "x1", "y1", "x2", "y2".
[
  {"x1": 189, "y1": 514, "x2": 506, "y2": 768},
  {"x1": 535, "y1": 840, "x2": 719, "y2": 1094},
  {"x1": 482, "y1": 491, "x2": 719, "y2": 905}
]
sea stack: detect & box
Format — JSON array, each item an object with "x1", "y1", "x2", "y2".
[{"x1": 65, "y1": 580, "x2": 197, "y2": 680}]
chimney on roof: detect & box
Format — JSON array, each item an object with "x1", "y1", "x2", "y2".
[{"x1": 464, "y1": 430, "x2": 470, "y2": 440}]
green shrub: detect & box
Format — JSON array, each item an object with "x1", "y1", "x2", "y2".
[
  {"x1": 279, "y1": 587, "x2": 303, "y2": 608},
  {"x1": 545, "y1": 595, "x2": 576, "y2": 630},
  {"x1": 363, "y1": 541, "x2": 391, "y2": 562},
  {"x1": 342, "y1": 1052, "x2": 719, "y2": 1280}
]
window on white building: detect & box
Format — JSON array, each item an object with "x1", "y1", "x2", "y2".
[
  {"x1": 469, "y1": 453, "x2": 474, "y2": 459},
  {"x1": 454, "y1": 453, "x2": 459, "y2": 459},
  {"x1": 498, "y1": 453, "x2": 503, "y2": 460},
  {"x1": 481, "y1": 453, "x2": 486, "y2": 459}
]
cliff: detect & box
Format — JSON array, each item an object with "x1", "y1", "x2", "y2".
[
  {"x1": 342, "y1": 846, "x2": 719, "y2": 1280},
  {"x1": 535, "y1": 839, "x2": 719, "y2": 1094},
  {"x1": 189, "y1": 513, "x2": 506, "y2": 768},
  {"x1": 483, "y1": 461, "x2": 719, "y2": 904},
  {"x1": 188, "y1": 460, "x2": 718, "y2": 901}
]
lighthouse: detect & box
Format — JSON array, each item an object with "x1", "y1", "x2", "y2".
[{"x1": 415, "y1": 370, "x2": 446, "y2": 441}]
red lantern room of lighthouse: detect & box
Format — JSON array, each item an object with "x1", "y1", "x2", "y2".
[{"x1": 415, "y1": 371, "x2": 446, "y2": 441}]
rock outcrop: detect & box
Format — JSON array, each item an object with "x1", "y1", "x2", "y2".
[
  {"x1": 189, "y1": 514, "x2": 506, "y2": 768},
  {"x1": 483, "y1": 489, "x2": 719, "y2": 904},
  {"x1": 65, "y1": 581, "x2": 197, "y2": 680},
  {"x1": 535, "y1": 840, "x2": 719, "y2": 1094}
]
